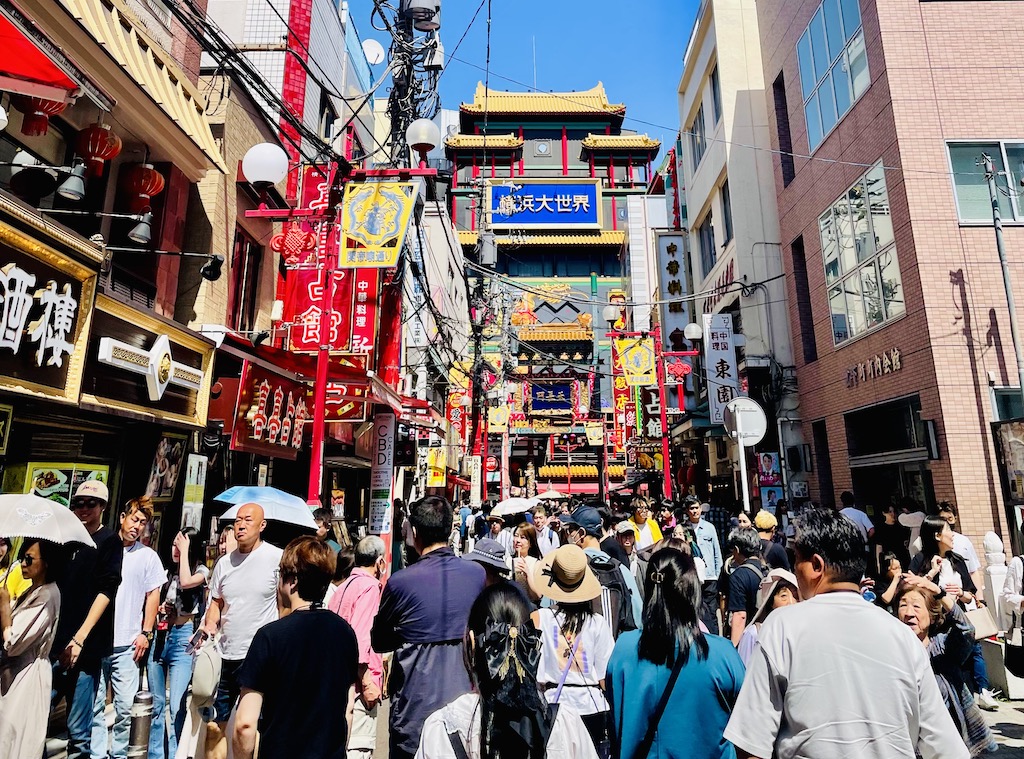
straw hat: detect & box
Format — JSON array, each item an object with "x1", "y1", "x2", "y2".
[
  {"x1": 751, "y1": 568, "x2": 799, "y2": 625},
  {"x1": 529, "y1": 544, "x2": 601, "y2": 603}
]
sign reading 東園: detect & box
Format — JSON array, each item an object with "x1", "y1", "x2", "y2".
[
  {"x1": 704, "y1": 313, "x2": 740, "y2": 425},
  {"x1": 488, "y1": 179, "x2": 601, "y2": 229}
]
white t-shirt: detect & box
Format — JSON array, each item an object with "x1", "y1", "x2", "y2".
[
  {"x1": 724, "y1": 592, "x2": 968, "y2": 759},
  {"x1": 840, "y1": 507, "x2": 874, "y2": 543},
  {"x1": 113, "y1": 541, "x2": 166, "y2": 647},
  {"x1": 210, "y1": 541, "x2": 283, "y2": 660},
  {"x1": 535, "y1": 607, "x2": 614, "y2": 716},
  {"x1": 415, "y1": 693, "x2": 598, "y2": 759},
  {"x1": 952, "y1": 531, "x2": 981, "y2": 574}
]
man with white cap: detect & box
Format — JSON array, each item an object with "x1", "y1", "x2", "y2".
[{"x1": 50, "y1": 479, "x2": 124, "y2": 759}]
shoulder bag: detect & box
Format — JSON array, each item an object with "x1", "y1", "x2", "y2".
[{"x1": 630, "y1": 650, "x2": 687, "y2": 759}]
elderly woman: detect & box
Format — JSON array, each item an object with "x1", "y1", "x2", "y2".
[
  {"x1": 896, "y1": 574, "x2": 996, "y2": 757},
  {"x1": 0, "y1": 539, "x2": 65, "y2": 757}
]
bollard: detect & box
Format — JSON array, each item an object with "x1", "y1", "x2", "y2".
[{"x1": 127, "y1": 689, "x2": 153, "y2": 758}]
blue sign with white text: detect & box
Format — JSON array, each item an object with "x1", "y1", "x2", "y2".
[
  {"x1": 489, "y1": 180, "x2": 601, "y2": 229},
  {"x1": 531, "y1": 383, "x2": 574, "y2": 413}
]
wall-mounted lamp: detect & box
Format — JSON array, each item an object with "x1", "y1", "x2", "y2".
[
  {"x1": 250, "y1": 329, "x2": 272, "y2": 347},
  {"x1": 44, "y1": 209, "x2": 153, "y2": 245},
  {"x1": 106, "y1": 247, "x2": 225, "y2": 282},
  {"x1": 1, "y1": 157, "x2": 88, "y2": 201}
]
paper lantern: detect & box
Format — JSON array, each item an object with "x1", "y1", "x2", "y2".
[
  {"x1": 77, "y1": 123, "x2": 122, "y2": 177},
  {"x1": 121, "y1": 163, "x2": 165, "y2": 213},
  {"x1": 9, "y1": 95, "x2": 67, "y2": 136}
]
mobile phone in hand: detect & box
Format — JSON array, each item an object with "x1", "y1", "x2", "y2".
[{"x1": 185, "y1": 629, "x2": 208, "y2": 655}]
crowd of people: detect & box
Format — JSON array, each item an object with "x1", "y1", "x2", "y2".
[{"x1": 0, "y1": 483, "x2": 1011, "y2": 759}]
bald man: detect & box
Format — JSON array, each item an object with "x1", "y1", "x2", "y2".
[{"x1": 202, "y1": 503, "x2": 284, "y2": 744}]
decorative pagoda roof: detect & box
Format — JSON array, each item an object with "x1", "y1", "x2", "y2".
[
  {"x1": 458, "y1": 230, "x2": 626, "y2": 247},
  {"x1": 444, "y1": 133, "x2": 524, "y2": 150},
  {"x1": 518, "y1": 324, "x2": 594, "y2": 343},
  {"x1": 581, "y1": 133, "x2": 661, "y2": 152},
  {"x1": 460, "y1": 82, "x2": 626, "y2": 116}
]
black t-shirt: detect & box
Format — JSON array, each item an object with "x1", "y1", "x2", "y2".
[
  {"x1": 728, "y1": 558, "x2": 765, "y2": 617},
  {"x1": 600, "y1": 535, "x2": 630, "y2": 565},
  {"x1": 761, "y1": 538, "x2": 791, "y2": 571},
  {"x1": 53, "y1": 525, "x2": 123, "y2": 668},
  {"x1": 875, "y1": 521, "x2": 911, "y2": 565},
  {"x1": 238, "y1": 608, "x2": 359, "y2": 759}
]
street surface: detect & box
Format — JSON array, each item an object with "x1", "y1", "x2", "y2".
[{"x1": 989, "y1": 701, "x2": 1024, "y2": 756}]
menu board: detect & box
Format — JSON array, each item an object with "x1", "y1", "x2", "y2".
[{"x1": 3, "y1": 462, "x2": 110, "y2": 507}]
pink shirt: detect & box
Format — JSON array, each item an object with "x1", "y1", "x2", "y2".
[{"x1": 328, "y1": 568, "x2": 383, "y2": 690}]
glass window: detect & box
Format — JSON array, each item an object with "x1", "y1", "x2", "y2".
[
  {"x1": 948, "y1": 142, "x2": 1008, "y2": 221},
  {"x1": 698, "y1": 212, "x2": 716, "y2": 278},
  {"x1": 722, "y1": 179, "x2": 733, "y2": 243},
  {"x1": 819, "y1": 161, "x2": 905, "y2": 345},
  {"x1": 711, "y1": 66, "x2": 722, "y2": 124},
  {"x1": 796, "y1": 0, "x2": 868, "y2": 151},
  {"x1": 689, "y1": 104, "x2": 707, "y2": 171}
]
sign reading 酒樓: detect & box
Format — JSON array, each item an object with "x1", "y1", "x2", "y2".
[
  {"x1": 488, "y1": 179, "x2": 601, "y2": 229},
  {"x1": 231, "y1": 360, "x2": 310, "y2": 460}
]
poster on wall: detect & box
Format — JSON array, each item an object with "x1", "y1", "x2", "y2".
[
  {"x1": 181, "y1": 454, "x2": 208, "y2": 531},
  {"x1": 145, "y1": 433, "x2": 187, "y2": 501},
  {"x1": 760, "y1": 487, "x2": 784, "y2": 511},
  {"x1": 758, "y1": 452, "x2": 781, "y2": 487}
]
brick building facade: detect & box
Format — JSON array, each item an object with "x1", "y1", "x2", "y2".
[{"x1": 757, "y1": 0, "x2": 1024, "y2": 546}]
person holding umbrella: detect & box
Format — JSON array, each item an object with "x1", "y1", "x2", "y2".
[{"x1": 0, "y1": 539, "x2": 67, "y2": 756}]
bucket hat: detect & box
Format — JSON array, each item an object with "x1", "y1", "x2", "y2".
[
  {"x1": 464, "y1": 538, "x2": 510, "y2": 575},
  {"x1": 751, "y1": 568, "x2": 799, "y2": 625},
  {"x1": 529, "y1": 544, "x2": 601, "y2": 603}
]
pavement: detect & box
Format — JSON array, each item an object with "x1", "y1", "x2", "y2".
[{"x1": 987, "y1": 699, "x2": 1024, "y2": 756}]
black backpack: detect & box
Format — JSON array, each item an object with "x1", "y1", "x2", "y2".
[{"x1": 587, "y1": 553, "x2": 638, "y2": 639}]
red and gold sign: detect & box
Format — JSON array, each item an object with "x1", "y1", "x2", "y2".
[
  {"x1": 446, "y1": 390, "x2": 468, "y2": 443},
  {"x1": 307, "y1": 355, "x2": 368, "y2": 422},
  {"x1": 231, "y1": 360, "x2": 310, "y2": 460},
  {"x1": 282, "y1": 266, "x2": 352, "y2": 353}
]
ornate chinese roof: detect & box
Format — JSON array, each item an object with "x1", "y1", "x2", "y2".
[
  {"x1": 460, "y1": 82, "x2": 625, "y2": 116},
  {"x1": 458, "y1": 230, "x2": 626, "y2": 247},
  {"x1": 518, "y1": 325, "x2": 594, "y2": 343},
  {"x1": 444, "y1": 133, "x2": 524, "y2": 149},
  {"x1": 581, "y1": 133, "x2": 661, "y2": 151}
]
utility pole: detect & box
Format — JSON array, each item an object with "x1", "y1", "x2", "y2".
[{"x1": 983, "y1": 154, "x2": 1024, "y2": 410}]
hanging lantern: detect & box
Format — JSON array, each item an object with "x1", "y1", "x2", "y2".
[
  {"x1": 121, "y1": 163, "x2": 165, "y2": 213},
  {"x1": 77, "y1": 123, "x2": 122, "y2": 177},
  {"x1": 9, "y1": 94, "x2": 68, "y2": 136}
]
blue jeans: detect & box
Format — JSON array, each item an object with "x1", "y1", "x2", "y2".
[
  {"x1": 148, "y1": 624, "x2": 195, "y2": 759},
  {"x1": 93, "y1": 645, "x2": 140, "y2": 759},
  {"x1": 51, "y1": 662, "x2": 102, "y2": 759},
  {"x1": 970, "y1": 641, "x2": 991, "y2": 692}
]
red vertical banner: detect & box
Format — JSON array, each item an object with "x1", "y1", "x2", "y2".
[
  {"x1": 611, "y1": 342, "x2": 629, "y2": 454},
  {"x1": 350, "y1": 268, "x2": 380, "y2": 359},
  {"x1": 283, "y1": 267, "x2": 353, "y2": 352},
  {"x1": 446, "y1": 389, "x2": 469, "y2": 448},
  {"x1": 376, "y1": 279, "x2": 403, "y2": 389}
]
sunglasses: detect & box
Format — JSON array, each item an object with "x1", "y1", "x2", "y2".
[
  {"x1": 71, "y1": 499, "x2": 102, "y2": 511},
  {"x1": 22, "y1": 554, "x2": 36, "y2": 566}
]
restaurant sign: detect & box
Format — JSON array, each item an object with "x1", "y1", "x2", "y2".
[{"x1": 232, "y1": 360, "x2": 310, "y2": 460}]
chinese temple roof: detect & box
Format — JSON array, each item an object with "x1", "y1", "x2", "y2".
[
  {"x1": 458, "y1": 230, "x2": 626, "y2": 247},
  {"x1": 518, "y1": 324, "x2": 594, "y2": 343},
  {"x1": 581, "y1": 133, "x2": 661, "y2": 152},
  {"x1": 460, "y1": 82, "x2": 626, "y2": 116},
  {"x1": 444, "y1": 133, "x2": 524, "y2": 150}
]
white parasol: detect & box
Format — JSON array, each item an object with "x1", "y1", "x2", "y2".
[{"x1": 0, "y1": 493, "x2": 95, "y2": 547}]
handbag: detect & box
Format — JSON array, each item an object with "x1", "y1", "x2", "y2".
[
  {"x1": 1006, "y1": 611, "x2": 1024, "y2": 678},
  {"x1": 965, "y1": 606, "x2": 998, "y2": 641},
  {"x1": 630, "y1": 649, "x2": 687, "y2": 759}
]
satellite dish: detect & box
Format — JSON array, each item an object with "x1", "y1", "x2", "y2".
[
  {"x1": 446, "y1": 124, "x2": 457, "y2": 137},
  {"x1": 362, "y1": 39, "x2": 385, "y2": 66}
]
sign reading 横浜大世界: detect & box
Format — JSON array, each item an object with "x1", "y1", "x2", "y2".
[{"x1": 488, "y1": 179, "x2": 601, "y2": 229}]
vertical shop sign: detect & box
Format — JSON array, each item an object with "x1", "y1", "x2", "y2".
[
  {"x1": 656, "y1": 233, "x2": 690, "y2": 349},
  {"x1": 369, "y1": 412, "x2": 396, "y2": 536},
  {"x1": 467, "y1": 455, "x2": 482, "y2": 510},
  {"x1": 350, "y1": 268, "x2": 381, "y2": 356},
  {"x1": 181, "y1": 454, "x2": 207, "y2": 531},
  {"x1": 283, "y1": 267, "x2": 353, "y2": 352},
  {"x1": 703, "y1": 313, "x2": 739, "y2": 425}
]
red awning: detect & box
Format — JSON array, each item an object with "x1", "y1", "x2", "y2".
[
  {"x1": 220, "y1": 331, "x2": 368, "y2": 384},
  {"x1": 0, "y1": 15, "x2": 79, "y2": 101},
  {"x1": 447, "y1": 473, "x2": 471, "y2": 489}
]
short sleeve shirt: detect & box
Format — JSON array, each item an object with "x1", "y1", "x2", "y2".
[
  {"x1": 536, "y1": 607, "x2": 615, "y2": 715},
  {"x1": 841, "y1": 507, "x2": 875, "y2": 543},
  {"x1": 113, "y1": 542, "x2": 166, "y2": 647},
  {"x1": 728, "y1": 559, "x2": 764, "y2": 617},
  {"x1": 210, "y1": 542, "x2": 283, "y2": 660}
]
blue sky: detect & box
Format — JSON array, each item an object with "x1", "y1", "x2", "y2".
[{"x1": 347, "y1": 0, "x2": 700, "y2": 156}]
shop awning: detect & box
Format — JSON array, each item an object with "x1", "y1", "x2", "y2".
[
  {"x1": 0, "y1": 14, "x2": 80, "y2": 101},
  {"x1": 447, "y1": 473, "x2": 471, "y2": 489}
]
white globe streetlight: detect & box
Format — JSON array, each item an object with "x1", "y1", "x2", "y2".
[
  {"x1": 241, "y1": 143, "x2": 290, "y2": 189},
  {"x1": 405, "y1": 118, "x2": 441, "y2": 168}
]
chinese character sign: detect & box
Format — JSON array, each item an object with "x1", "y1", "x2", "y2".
[
  {"x1": 340, "y1": 182, "x2": 417, "y2": 268},
  {"x1": 703, "y1": 313, "x2": 740, "y2": 425},
  {"x1": 283, "y1": 267, "x2": 353, "y2": 353},
  {"x1": 656, "y1": 233, "x2": 692, "y2": 351},
  {"x1": 614, "y1": 338, "x2": 658, "y2": 387},
  {"x1": 530, "y1": 383, "x2": 573, "y2": 413},
  {"x1": 231, "y1": 361, "x2": 310, "y2": 460},
  {"x1": 350, "y1": 268, "x2": 380, "y2": 355},
  {"x1": 489, "y1": 179, "x2": 601, "y2": 229}
]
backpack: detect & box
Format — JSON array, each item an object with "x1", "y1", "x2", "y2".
[{"x1": 587, "y1": 553, "x2": 638, "y2": 639}]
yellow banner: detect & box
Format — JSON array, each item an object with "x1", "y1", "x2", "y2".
[
  {"x1": 426, "y1": 447, "x2": 447, "y2": 487},
  {"x1": 488, "y1": 404, "x2": 509, "y2": 433},
  {"x1": 584, "y1": 422, "x2": 604, "y2": 447},
  {"x1": 340, "y1": 182, "x2": 417, "y2": 268},
  {"x1": 615, "y1": 337, "x2": 657, "y2": 386}
]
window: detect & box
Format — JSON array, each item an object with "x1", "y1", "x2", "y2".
[
  {"x1": 318, "y1": 93, "x2": 338, "y2": 143},
  {"x1": 229, "y1": 228, "x2": 263, "y2": 333},
  {"x1": 721, "y1": 180, "x2": 733, "y2": 244},
  {"x1": 812, "y1": 419, "x2": 834, "y2": 506},
  {"x1": 796, "y1": 0, "x2": 869, "y2": 151},
  {"x1": 947, "y1": 141, "x2": 1018, "y2": 222},
  {"x1": 773, "y1": 73, "x2": 796, "y2": 186},
  {"x1": 689, "y1": 104, "x2": 706, "y2": 172},
  {"x1": 710, "y1": 66, "x2": 722, "y2": 124},
  {"x1": 790, "y1": 235, "x2": 818, "y2": 362},
  {"x1": 819, "y1": 162, "x2": 903, "y2": 345},
  {"x1": 697, "y1": 211, "x2": 716, "y2": 278}
]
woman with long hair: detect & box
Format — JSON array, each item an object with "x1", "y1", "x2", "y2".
[
  {"x1": 147, "y1": 528, "x2": 210, "y2": 759},
  {"x1": 607, "y1": 548, "x2": 745, "y2": 759},
  {"x1": 0, "y1": 539, "x2": 66, "y2": 757},
  {"x1": 896, "y1": 575, "x2": 996, "y2": 756},
  {"x1": 415, "y1": 583, "x2": 598, "y2": 758},
  {"x1": 511, "y1": 523, "x2": 542, "y2": 603}
]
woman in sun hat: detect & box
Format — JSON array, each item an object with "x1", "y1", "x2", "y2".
[
  {"x1": 529, "y1": 544, "x2": 614, "y2": 754},
  {"x1": 736, "y1": 568, "x2": 800, "y2": 666}
]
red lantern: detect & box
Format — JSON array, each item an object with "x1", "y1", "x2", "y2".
[
  {"x1": 9, "y1": 94, "x2": 68, "y2": 136},
  {"x1": 77, "y1": 123, "x2": 122, "y2": 177},
  {"x1": 121, "y1": 163, "x2": 165, "y2": 213}
]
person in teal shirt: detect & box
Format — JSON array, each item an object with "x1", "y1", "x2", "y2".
[{"x1": 607, "y1": 547, "x2": 745, "y2": 759}]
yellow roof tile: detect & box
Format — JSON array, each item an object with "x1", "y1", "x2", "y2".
[
  {"x1": 518, "y1": 326, "x2": 593, "y2": 342},
  {"x1": 458, "y1": 230, "x2": 626, "y2": 246},
  {"x1": 582, "y1": 133, "x2": 661, "y2": 151},
  {"x1": 444, "y1": 133, "x2": 524, "y2": 149},
  {"x1": 461, "y1": 82, "x2": 625, "y2": 115}
]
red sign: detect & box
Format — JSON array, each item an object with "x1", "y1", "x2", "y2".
[
  {"x1": 446, "y1": 390, "x2": 468, "y2": 444},
  {"x1": 350, "y1": 268, "x2": 380, "y2": 355},
  {"x1": 232, "y1": 361, "x2": 310, "y2": 460},
  {"x1": 307, "y1": 355, "x2": 368, "y2": 422},
  {"x1": 485, "y1": 456, "x2": 498, "y2": 472},
  {"x1": 283, "y1": 266, "x2": 353, "y2": 352}
]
